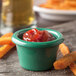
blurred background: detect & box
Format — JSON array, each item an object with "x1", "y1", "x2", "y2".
[{"x1": 0, "y1": 0, "x2": 76, "y2": 34}]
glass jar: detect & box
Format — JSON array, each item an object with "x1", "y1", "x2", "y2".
[{"x1": 1, "y1": 0, "x2": 36, "y2": 34}]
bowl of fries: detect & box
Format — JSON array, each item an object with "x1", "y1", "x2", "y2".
[{"x1": 33, "y1": 0, "x2": 76, "y2": 21}]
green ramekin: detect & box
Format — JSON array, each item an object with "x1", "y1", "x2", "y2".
[{"x1": 12, "y1": 28, "x2": 64, "y2": 71}]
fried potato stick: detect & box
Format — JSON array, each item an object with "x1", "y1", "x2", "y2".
[
  {"x1": 59, "y1": 43, "x2": 76, "y2": 76},
  {"x1": 70, "y1": 63, "x2": 76, "y2": 76},
  {"x1": 0, "y1": 37, "x2": 14, "y2": 45},
  {"x1": 53, "y1": 51, "x2": 76, "y2": 70},
  {"x1": 1, "y1": 33, "x2": 13, "y2": 38},
  {"x1": 0, "y1": 33, "x2": 15, "y2": 45},
  {"x1": 0, "y1": 33, "x2": 16, "y2": 58},
  {"x1": 40, "y1": 0, "x2": 76, "y2": 10},
  {"x1": 0, "y1": 44, "x2": 15, "y2": 58},
  {"x1": 59, "y1": 43, "x2": 70, "y2": 55}
]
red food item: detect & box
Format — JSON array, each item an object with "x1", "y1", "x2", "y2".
[{"x1": 23, "y1": 29, "x2": 55, "y2": 42}]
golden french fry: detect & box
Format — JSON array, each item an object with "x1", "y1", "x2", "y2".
[
  {"x1": 0, "y1": 33, "x2": 15, "y2": 45},
  {"x1": 0, "y1": 44, "x2": 15, "y2": 58},
  {"x1": 1, "y1": 33, "x2": 13, "y2": 38},
  {"x1": 70, "y1": 63, "x2": 76, "y2": 76},
  {"x1": 59, "y1": 43, "x2": 76, "y2": 76},
  {"x1": 0, "y1": 33, "x2": 16, "y2": 58},
  {"x1": 40, "y1": 0, "x2": 76, "y2": 10},
  {"x1": 0, "y1": 37, "x2": 15, "y2": 45},
  {"x1": 59, "y1": 43, "x2": 70, "y2": 55},
  {"x1": 53, "y1": 51, "x2": 76, "y2": 70}
]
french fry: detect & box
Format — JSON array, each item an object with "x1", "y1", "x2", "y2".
[
  {"x1": 1, "y1": 33, "x2": 13, "y2": 38},
  {"x1": 53, "y1": 51, "x2": 76, "y2": 70},
  {"x1": 40, "y1": 0, "x2": 76, "y2": 10},
  {"x1": 0, "y1": 33, "x2": 15, "y2": 45},
  {"x1": 0, "y1": 44, "x2": 15, "y2": 58},
  {"x1": 70, "y1": 63, "x2": 76, "y2": 76},
  {"x1": 0, "y1": 33, "x2": 16, "y2": 58},
  {"x1": 59, "y1": 43, "x2": 76, "y2": 76},
  {"x1": 0, "y1": 37, "x2": 15, "y2": 45},
  {"x1": 59, "y1": 43, "x2": 70, "y2": 55}
]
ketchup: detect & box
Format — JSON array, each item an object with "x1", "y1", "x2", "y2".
[{"x1": 23, "y1": 29, "x2": 55, "y2": 42}]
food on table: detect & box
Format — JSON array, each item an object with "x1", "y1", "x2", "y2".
[
  {"x1": 0, "y1": 37, "x2": 15, "y2": 45},
  {"x1": 1, "y1": 32, "x2": 76, "y2": 75},
  {"x1": 59, "y1": 43, "x2": 70, "y2": 55},
  {"x1": 23, "y1": 29, "x2": 55, "y2": 42},
  {"x1": 0, "y1": 33, "x2": 15, "y2": 45},
  {"x1": 59, "y1": 43, "x2": 76, "y2": 76},
  {"x1": 0, "y1": 33, "x2": 15, "y2": 58},
  {"x1": 53, "y1": 51, "x2": 76, "y2": 70},
  {"x1": 1, "y1": 33, "x2": 13, "y2": 38},
  {"x1": 0, "y1": 32, "x2": 76, "y2": 75},
  {"x1": 12, "y1": 28, "x2": 64, "y2": 71},
  {"x1": 0, "y1": 44, "x2": 15, "y2": 58},
  {"x1": 70, "y1": 63, "x2": 76, "y2": 76},
  {"x1": 40, "y1": 0, "x2": 76, "y2": 10}
]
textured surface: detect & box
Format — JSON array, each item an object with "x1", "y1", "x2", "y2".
[{"x1": 0, "y1": 20, "x2": 76, "y2": 76}]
